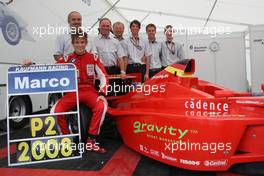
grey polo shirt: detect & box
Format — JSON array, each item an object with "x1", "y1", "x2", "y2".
[
  {"x1": 124, "y1": 36, "x2": 152, "y2": 64},
  {"x1": 161, "y1": 41, "x2": 185, "y2": 67},
  {"x1": 148, "y1": 41, "x2": 162, "y2": 69},
  {"x1": 93, "y1": 34, "x2": 125, "y2": 67},
  {"x1": 54, "y1": 33, "x2": 96, "y2": 57}
]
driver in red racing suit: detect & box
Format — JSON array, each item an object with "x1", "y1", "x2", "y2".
[{"x1": 51, "y1": 32, "x2": 109, "y2": 153}]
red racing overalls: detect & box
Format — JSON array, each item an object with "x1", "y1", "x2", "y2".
[{"x1": 51, "y1": 51, "x2": 109, "y2": 135}]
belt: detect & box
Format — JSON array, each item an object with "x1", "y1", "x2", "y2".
[
  {"x1": 105, "y1": 66, "x2": 118, "y2": 68},
  {"x1": 150, "y1": 68, "x2": 161, "y2": 71},
  {"x1": 128, "y1": 63, "x2": 145, "y2": 67}
]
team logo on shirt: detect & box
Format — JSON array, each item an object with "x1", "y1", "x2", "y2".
[
  {"x1": 86, "y1": 64, "x2": 94, "y2": 76},
  {"x1": 70, "y1": 58, "x2": 77, "y2": 63}
]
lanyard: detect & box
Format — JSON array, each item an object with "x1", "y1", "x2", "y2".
[
  {"x1": 166, "y1": 41, "x2": 176, "y2": 55},
  {"x1": 130, "y1": 37, "x2": 142, "y2": 51}
]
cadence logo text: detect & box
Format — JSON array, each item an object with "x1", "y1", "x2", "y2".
[{"x1": 185, "y1": 99, "x2": 229, "y2": 112}]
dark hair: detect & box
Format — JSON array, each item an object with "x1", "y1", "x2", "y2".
[
  {"x1": 71, "y1": 31, "x2": 88, "y2": 43},
  {"x1": 99, "y1": 17, "x2": 112, "y2": 26},
  {"x1": 130, "y1": 20, "x2": 141, "y2": 29},
  {"x1": 146, "y1": 23, "x2": 156, "y2": 32},
  {"x1": 164, "y1": 24, "x2": 173, "y2": 33}
]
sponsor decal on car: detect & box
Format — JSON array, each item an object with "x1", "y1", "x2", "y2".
[
  {"x1": 180, "y1": 159, "x2": 200, "y2": 166},
  {"x1": 204, "y1": 160, "x2": 227, "y2": 167},
  {"x1": 133, "y1": 121, "x2": 189, "y2": 140},
  {"x1": 161, "y1": 152, "x2": 177, "y2": 162},
  {"x1": 139, "y1": 144, "x2": 149, "y2": 154},
  {"x1": 150, "y1": 149, "x2": 160, "y2": 157},
  {"x1": 152, "y1": 74, "x2": 169, "y2": 79},
  {"x1": 184, "y1": 98, "x2": 229, "y2": 112}
]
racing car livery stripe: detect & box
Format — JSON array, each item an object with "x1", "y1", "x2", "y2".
[{"x1": 165, "y1": 66, "x2": 193, "y2": 77}]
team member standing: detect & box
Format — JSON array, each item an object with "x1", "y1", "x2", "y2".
[
  {"x1": 53, "y1": 11, "x2": 96, "y2": 61},
  {"x1": 113, "y1": 21, "x2": 125, "y2": 41},
  {"x1": 93, "y1": 18, "x2": 126, "y2": 75},
  {"x1": 146, "y1": 23, "x2": 162, "y2": 78},
  {"x1": 113, "y1": 21, "x2": 128, "y2": 58},
  {"x1": 161, "y1": 25, "x2": 185, "y2": 68},
  {"x1": 124, "y1": 20, "x2": 151, "y2": 81}
]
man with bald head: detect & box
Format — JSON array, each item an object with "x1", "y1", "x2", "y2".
[{"x1": 54, "y1": 11, "x2": 96, "y2": 60}]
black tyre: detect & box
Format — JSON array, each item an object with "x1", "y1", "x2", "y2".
[
  {"x1": 67, "y1": 104, "x2": 92, "y2": 142},
  {"x1": 9, "y1": 96, "x2": 31, "y2": 129},
  {"x1": 101, "y1": 114, "x2": 121, "y2": 140},
  {"x1": 48, "y1": 93, "x2": 62, "y2": 109},
  {"x1": 0, "y1": 119, "x2": 7, "y2": 131},
  {"x1": 1, "y1": 16, "x2": 21, "y2": 45}
]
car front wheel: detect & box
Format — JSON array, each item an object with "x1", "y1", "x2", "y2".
[
  {"x1": 1, "y1": 16, "x2": 21, "y2": 45},
  {"x1": 9, "y1": 96, "x2": 30, "y2": 129}
]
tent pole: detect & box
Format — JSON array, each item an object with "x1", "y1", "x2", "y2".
[{"x1": 88, "y1": 0, "x2": 121, "y2": 32}]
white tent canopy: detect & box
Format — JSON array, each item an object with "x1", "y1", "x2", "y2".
[
  {"x1": 106, "y1": 0, "x2": 264, "y2": 33},
  {"x1": 8, "y1": 0, "x2": 264, "y2": 36}
]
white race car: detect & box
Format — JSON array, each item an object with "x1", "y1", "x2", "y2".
[{"x1": 0, "y1": 0, "x2": 29, "y2": 45}]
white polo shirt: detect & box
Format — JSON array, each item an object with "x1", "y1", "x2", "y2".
[
  {"x1": 93, "y1": 34, "x2": 125, "y2": 67},
  {"x1": 114, "y1": 37, "x2": 128, "y2": 57},
  {"x1": 54, "y1": 33, "x2": 97, "y2": 57},
  {"x1": 161, "y1": 41, "x2": 185, "y2": 67},
  {"x1": 148, "y1": 40, "x2": 162, "y2": 69},
  {"x1": 124, "y1": 36, "x2": 152, "y2": 64}
]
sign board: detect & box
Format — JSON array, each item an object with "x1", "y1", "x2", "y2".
[{"x1": 7, "y1": 64, "x2": 81, "y2": 166}]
